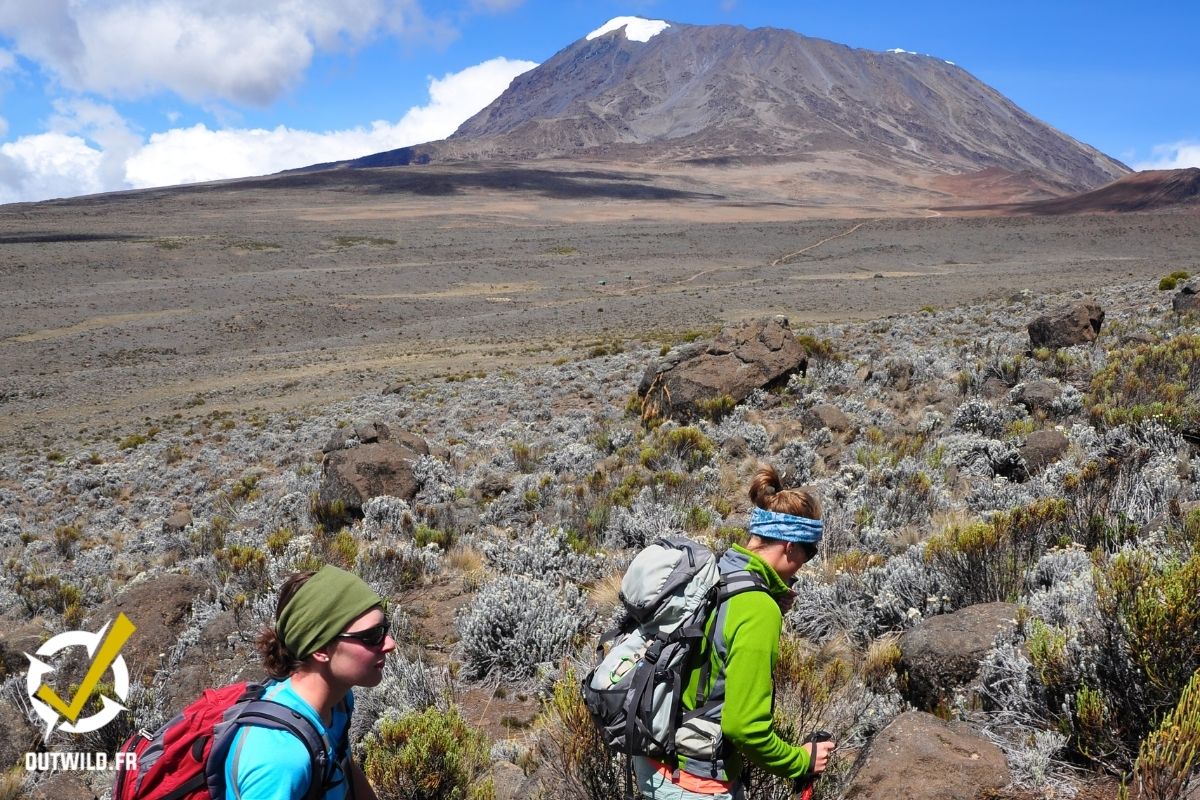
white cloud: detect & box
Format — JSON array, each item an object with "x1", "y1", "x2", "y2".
[
  {"x1": 0, "y1": 47, "x2": 16, "y2": 71},
  {"x1": 0, "y1": 132, "x2": 105, "y2": 203},
  {"x1": 0, "y1": 56, "x2": 537, "y2": 202},
  {"x1": 0, "y1": 0, "x2": 435, "y2": 106},
  {"x1": 1132, "y1": 141, "x2": 1200, "y2": 171}
]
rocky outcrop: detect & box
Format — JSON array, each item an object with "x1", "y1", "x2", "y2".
[
  {"x1": 85, "y1": 573, "x2": 209, "y2": 678},
  {"x1": 319, "y1": 422, "x2": 430, "y2": 513},
  {"x1": 1020, "y1": 429, "x2": 1070, "y2": 473},
  {"x1": 1027, "y1": 301, "x2": 1104, "y2": 349},
  {"x1": 843, "y1": 711, "x2": 1009, "y2": 800},
  {"x1": 637, "y1": 317, "x2": 807, "y2": 421},
  {"x1": 162, "y1": 508, "x2": 193, "y2": 534},
  {"x1": 898, "y1": 602, "x2": 1019, "y2": 712},
  {"x1": 1012, "y1": 379, "x2": 1062, "y2": 414},
  {"x1": 1174, "y1": 281, "x2": 1200, "y2": 316},
  {"x1": 0, "y1": 701, "x2": 36, "y2": 771},
  {"x1": 804, "y1": 403, "x2": 853, "y2": 432}
]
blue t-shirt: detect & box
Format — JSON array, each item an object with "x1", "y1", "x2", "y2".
[{"x1": 224, "y1": 679, "x2": 353, "y2": 800}]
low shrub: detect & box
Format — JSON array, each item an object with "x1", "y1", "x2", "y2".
[
  {"x1": 214, "y1": 544, "x2": 269, "y2": 597},
  {"x1": 1088, "y1": 334, "x2": 1200, "y2": 431},
  {"x1": 794, "y1": 333, "x2": 841, "y2": 362},
  {"x1": 1158, "y1": 270, "x2": 1190, "y2": 291},
  {"x1": 456, "y1": 576, "x2": 595, "y2": 681},
  {"x1": 1119, "y1": 668, "x2": 1200, "y2": 800},
  {"x1": 6, "y1": 559, "x2": 84, "y2": 623},
  {"x1": 648, "y1": 425, "x2": 715, "y2": 471},
  {"x1": 924, "y1": 499, "x2": 1068, "y2": 608},
  {"x1": 694, "y1": 394, "x2": 736, "y2": 423},
  {"x1": 309, "y1": 491, "x2": 354, "y2": 532},
  {"x1": 53, "y1": 523, "x2": 83, "y2": 558},
  {"x1": 1096, "y1": 551, "x2": 1200, "y2": 716},
  {"x1": 362, "y1": 705, "x2": 494, "y2": 800},
  {"x1": 350, "y1": 651, "x2": 442, "y2": 743},
  {"x1": 536, "y1": 666, "x2": 623, "y2": 800}
]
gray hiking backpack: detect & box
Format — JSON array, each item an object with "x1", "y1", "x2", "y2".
[{"x1": 581, "y1": 536, "x2": 765, "y2": 788}]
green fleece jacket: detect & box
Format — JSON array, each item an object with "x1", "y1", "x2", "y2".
[{"x1": 680, "y1": 543, "x2": 811, "y2": 782}]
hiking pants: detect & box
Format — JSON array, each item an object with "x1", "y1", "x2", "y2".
[{"x1": 632, "y1": 757, "x2": 744, "y2": 800}]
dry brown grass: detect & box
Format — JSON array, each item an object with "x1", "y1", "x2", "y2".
[
  {"x1": 0, "y1": 770, "x2": 26, "y2": 800},
  {"x1": 587, "y1": 567, "x2": 623, "y2": 613},
  {"x1": 447, "y1": 544, "x2": 487, "y2": 591}
]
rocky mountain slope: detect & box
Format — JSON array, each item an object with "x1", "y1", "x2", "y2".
[
  {"x1": 1002, "y1": 166, "x2": 1200, "y2": 214},
  {"x1": 328, "y1": 18, "x2": 1127, "y2": 199}
]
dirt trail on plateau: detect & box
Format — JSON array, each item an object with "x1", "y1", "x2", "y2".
[{"x1": 2, "y1": 181, "x2": 1197, "y2": 448}]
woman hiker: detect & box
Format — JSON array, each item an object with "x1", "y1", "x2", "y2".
[
  {"x1": 634, "y1": 464, "x2": 837, "y2": 799},
  {"x1": 227, "y1": 565, "x2": 396, "y2": 799}
]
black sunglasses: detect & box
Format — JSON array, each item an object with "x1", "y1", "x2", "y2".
[{"x1": 334, "y1": 621, "x2": 390, "y2": 648}]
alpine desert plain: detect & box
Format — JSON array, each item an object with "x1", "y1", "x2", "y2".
[{"x1": 2, "y1": 163, "x2": 1197, "y2": 448}]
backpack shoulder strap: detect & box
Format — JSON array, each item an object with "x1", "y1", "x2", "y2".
[
  {"x1": 235, "y1": 700, "x2": 332, "y2": 800},
  {"x1": 694, "y1": 569, "x2": 770, "y2": 708},
  {"x1": 716, "y1": 569, "x2": 769, "y2": 602}
]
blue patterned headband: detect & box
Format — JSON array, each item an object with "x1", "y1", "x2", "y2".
[{"x1": 749, "y1": 506, "x2": 824, "y2": 543}]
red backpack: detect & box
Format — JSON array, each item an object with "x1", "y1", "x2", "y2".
[{"x1": 113, "y1": 682, "x2": 342, "y2": 800}]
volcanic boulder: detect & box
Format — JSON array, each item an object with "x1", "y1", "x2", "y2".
[
  {"x1": 1027, "y1": 301, "x2": 1104, "y2": 349},
  {"x1": 85, "y1": 573, "x2": 209, "y2": 676},
  {"x1": 843, "y1": 711, "x2": 1009, "y2": 800},
  {"x1": 1012, "y1": 379, "x2": 1063, "y2": 414},
  {"x1": 898, "y1": 602, "x2": 1019, "y2": 712},
  {"x1": 1174, "y1": 281, "x2": 1200, "y2": 316},
  {"x1": 637, "y1": 317, "x2": 807, "y2": 422},
  {"x1": 319, "y1": 422, "x2": 430, "y2": 513},
  {"x1": 1020, "y1": 429, "x2": 1070, "y2": 474},
  {"x1": 804, "y1": 403, "x2": 853, "y2": 432}
]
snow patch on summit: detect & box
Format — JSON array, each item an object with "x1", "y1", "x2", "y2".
[{"x1": 587, "y1": 16, "x2": 670, "y2": 43}]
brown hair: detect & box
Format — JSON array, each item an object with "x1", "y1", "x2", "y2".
[
  {"x1": 256, "y1": 570, "x2": 315, "y2": 680},
  {"x1": 748, "y1": 464, "x2": 821, "y2": 559}
]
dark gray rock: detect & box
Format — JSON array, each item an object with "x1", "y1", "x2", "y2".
[
  {"x1": 1174, "y1": 281, "x2": 1200, "y2": 316},
  {"x1": 319, "y1": 426, "x2": 430, "y2": 513},
  {"x1": 1013, "y1": 379, "x2": 1062, "y2": 414},
  {"x1": 1020, "y1": 429, "x2": 1070, "y2": 473},
  {"x1": 804, "y1": 403, "x2": 852, "y2": 432},
  {"x1": 843, "y1": 711, "x2": 1009, "y2": 800},
  {"x1": 979, "y1": 376, "x2": 1010, "y2": 399},
  {"x1": 162, "y1": 508, "x2": 192, "y2": 534},
  {"x1": 85, "y1": 573, "x2": 209, "y2": 680},
  {"x1": 1028, "y1": 300, "x2": 1104, "y2": 349},
  {"x1": 898, "y1": 602, "x2": 1019, "y2": 712},
  {"x1": 638, "y1": 317, "x2": 807, "y2": 422}
]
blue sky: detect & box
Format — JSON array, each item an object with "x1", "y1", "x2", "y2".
[{"x1": 0, "y1": 0, "x2": 1196, "y2": 204}]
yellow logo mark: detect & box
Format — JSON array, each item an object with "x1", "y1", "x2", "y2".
[{"x1": 34, "y1": 612, "x2": 136, "y2": 724}]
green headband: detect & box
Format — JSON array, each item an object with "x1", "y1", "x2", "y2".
[{"x1": 277, "y1": 565, "x2": 385, "y2": 659}]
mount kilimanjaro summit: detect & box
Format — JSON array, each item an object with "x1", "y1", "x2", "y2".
[{"x1": 315, "y1": 17, "x2": 1128, "y2": 209}]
